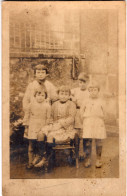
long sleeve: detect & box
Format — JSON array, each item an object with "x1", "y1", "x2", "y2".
[
  {"x1": 23, "y1": 104, "x2": 31, "y2": 126},
  {"x1": 59, "y1": 102, "x2": 76, "y2": 129},
  {"x1": 45, "y1": 81, "x2": 58, "y2": 102},
  {"x1": 23, "y1": 83, "x2": 31, "y2": 111},
  {"x1": 70, "y1": 89, "x2": 77, "y2": 105},
  {"x1": 46, "y1": 104, "x2": 52, "y2": 124},
  {"x1": 80, "y1": 101, "x2": 86, "y2": 119},
  {"x1": 49, "y1": 84, "x2": 58, "y2": 102},
  {"x1": 50, "y1": 104, "x2": 54, "y2": 122}
]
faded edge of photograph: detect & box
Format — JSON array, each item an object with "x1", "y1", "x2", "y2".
[{"x1": 10, "y1": 7, "x2": 119, "y2": 179}]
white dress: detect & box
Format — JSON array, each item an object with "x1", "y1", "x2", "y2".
[{"x1": 81, "y1": 98, "x2": 107, "y2": 139}]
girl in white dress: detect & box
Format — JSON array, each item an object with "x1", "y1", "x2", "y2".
[{"x1": 81, "y1": 81, "x2": 107, "y2": 168}]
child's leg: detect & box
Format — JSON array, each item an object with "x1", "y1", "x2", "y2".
[
  {"x1": 34, "y1": 141, "x2": 55, "y2": 168},
  {"x1": 95, "y1": 139, "x2": 102, "y2": 168},
  {"x1": 32, "y1": 140, "x2": 41, "y2": 165},
  {"x1": 34, "y1": 134, "x2": 47, "y2": 167},
  {"x1": 28, "y1": 140, "x2": 36, "y2": 167},
  {"x1": 83, "y1": 138, "x2": 92, "y2": 158},
  {"x1": 46, "y1": 141, "x2": 55, "y2": 168},
  {"x1": 78, "y1": 129, "x2": 84, "y2": 159},
  {"x1": 37, "y1": 141, "x2": 46, "y2": 158},
  {"x1": 83, "y1": 138, "x2": 92, "y2": 167},
  {"x1": 46, "y1": 142, "x2": 54, "y2": 157},
  {"x1": 95, "y1": 139, "x2": 102, "y2": 159},
  {"x1": 37, "y1": 132, "x2": 46, "y2": 158}
]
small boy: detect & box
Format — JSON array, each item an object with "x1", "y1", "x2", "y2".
[
  {"x1": 71, "y1": 72, "x2": 89, "y2": 158},
  {"x1": 23, "y1": 64, "x2": 57, "y2": 111}
]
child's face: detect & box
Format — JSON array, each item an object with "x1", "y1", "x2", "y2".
[
  {"x1": 35, "y1": 69, "x2": 47, "y2": 81},
  {"x1": 89, "y1": 87, "x2": 99, "y2": 98},
  {"x1": 78, "y1": 80, "x2": 88, "y2": 90},
  {"x1": 58, "y1": 91, "x2": 70, "y2": 103},
  {"x1": 35, "y1": 92, "x2": 45, "y2": 103}
]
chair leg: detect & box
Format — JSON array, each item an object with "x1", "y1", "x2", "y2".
[
  {"x1": 76, "y1": 157, "x2": 79, "y2": 169},
  {"x1": 74, "y1": 133, "x2": 79, "y2": 169}
]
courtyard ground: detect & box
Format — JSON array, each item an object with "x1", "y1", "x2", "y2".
[{"x1": 10, "y1": 134, "x2": 119, "y2": 179}]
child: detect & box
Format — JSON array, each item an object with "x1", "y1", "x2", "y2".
[
  {"x1": 23, "y1": 87, "x2": 51, "y2": 169},
  {"x1": 36, "y1": 86, "x2": 77, "y2": 167},
  {"x1": 81, "y1": 81, "x2": 107, "y2": 168},
  {"x1": 23, "y1": 64, "x2": 57, "y2": 112},
  {"x1": 71, "y1": 72, "x2": 89, "y2": 158}
]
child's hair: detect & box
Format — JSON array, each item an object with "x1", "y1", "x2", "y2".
[
  {"x1": 78, "y1": 72, "x2": 89, "y2": 82},
  {"x1": 57, "y1": 85, "x2": 71, "y2": 95},
  {"x1": 88, "y1": 81, "x2": 100, "y2": 91},
  {"x1": 34, "y1": 88, "x2": 47, "y2": 98},
  {"x1": 34, "y1": 64, "x2": 48, "y2": 74}
]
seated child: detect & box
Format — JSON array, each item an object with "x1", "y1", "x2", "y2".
[
  {"x1": 71, "y1": 72, "x2": 89, "y2": 158},
  {"x1": 23, "y1": 87, "x2": 51, "y2": 169},
  {"x1": 37, "y1": 86, "x2": 77, "y2": 167},
  {"x1": 80, "y1": 81, "x2": 107, "y2": 168}
]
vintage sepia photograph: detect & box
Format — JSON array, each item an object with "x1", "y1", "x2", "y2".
[
  {"x1": 2, "y1": 2, "x2": 126, "y2": 196},
  {"x1": 9, "y1": 6, "x2": 120, "y2": 179}
]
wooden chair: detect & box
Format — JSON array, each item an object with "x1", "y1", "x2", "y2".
[{"x1": 46, "y1": 133, "x2": 79, "y2": 170}]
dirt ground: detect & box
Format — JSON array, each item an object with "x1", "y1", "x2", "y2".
[{"x1": 10, "y1": 135, "x2": 119, "y2": 179}]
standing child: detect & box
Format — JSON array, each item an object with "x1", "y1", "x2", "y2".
[
  {"x1": 23, "y1": 64, "x2": 57, "y2": 111},
  {"x1": 23, "y1": 87, "x2": 51, "y2": 169},
  {"x1": 71, "y1": 72, "x2": 89, "y2": 158},
  {"x1": 81, "y1": 81, "x2": 107, "y2": 168}
]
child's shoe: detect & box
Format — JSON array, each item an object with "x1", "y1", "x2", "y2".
[
  {"x1": 26, "y1": 163, "x2": 33, "y2": 170},
  {"x1": 34, "y1": 157, "x2": 46, "y2": 168},
  {"x1": 32, "y1": 155, "x2": 40, "y2": 166},
  {"x1": 95, "y1": 159, "x2": 102, "y2": 168},
  {"x1": 84, "y1": 158, "x2": 91, "y2": 168}
]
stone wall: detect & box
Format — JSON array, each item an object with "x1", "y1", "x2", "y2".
[
  {"x1": 80, "y1": 9, "x2": 118, "y2": 128},
  {"x1": 10, "y1": 57, "x2": 80, "y2": 125},
  {"x1": 10, "y1": 9, "x2": 119, "y2": 133}
]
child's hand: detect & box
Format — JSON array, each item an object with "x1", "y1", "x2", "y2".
[
  {"x1": 24, "y1": 126, "x2": 28, "y2": 138},
  {"x1": 25, "y1": 126, "x2": 28, "y2": 135},
  {"x1": 41, "y1": 124, "x2": 53, "y2": 135},
  {"x1": 71, "y1": 96, "x2": 77, "y2": 104}
]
